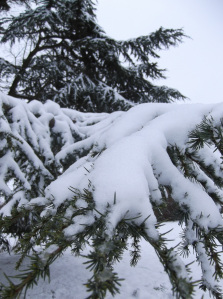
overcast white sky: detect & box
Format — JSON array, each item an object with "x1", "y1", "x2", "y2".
[{"x1": 97, "y1": 0, "x2": 223, "y2": 104}]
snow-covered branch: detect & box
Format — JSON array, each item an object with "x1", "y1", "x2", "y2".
[{"x1": 0, "y1": 93, "x2": 223, "y2": 298}]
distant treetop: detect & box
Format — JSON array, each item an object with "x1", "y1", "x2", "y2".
[{"x1": 0, "y1": 0, "x2": 186, "y2": 112}]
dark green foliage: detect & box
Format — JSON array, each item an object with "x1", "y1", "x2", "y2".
[
  {"x1": 188, "y1": 116, "x2": 223, "y2": 156},
  {"x1": 154, "y1": 192, "x2": 183, "y2": 222},
  {"x1": 0, "y1": 188, "x2": 195, "y2": 299},
  {"x1": 0, "y1": 0, "x2": 186, "y2": 112},
  {"x1": 0, "y1": 0, "x2": 10, "y2": 11}
]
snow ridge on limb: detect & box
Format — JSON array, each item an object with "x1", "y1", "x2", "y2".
[
  {"x1": 0, "y1": 94, "x2": 223, "y2": 298},
  {"x1": 0, "y1": 93, "x2": 107, "y2": 215}
]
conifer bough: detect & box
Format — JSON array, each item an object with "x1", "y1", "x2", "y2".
[{"x1": 0, "y1": 94, "x2": 223, "y2": 298}]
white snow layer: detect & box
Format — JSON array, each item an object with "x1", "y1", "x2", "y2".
[
  {"x1": 0, "y1": 93, "x2": 223, "y2": 294},
  {"x1": 44, "y1": 102, "x2": 223, "y2": 235},
  {"x1": 0, "y1": 93, "x2": 223, "y2": 229}
]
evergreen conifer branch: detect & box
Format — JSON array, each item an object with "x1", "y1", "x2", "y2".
[{"x1": 1, "y1": 95, "x2": 223, "y2": 298}]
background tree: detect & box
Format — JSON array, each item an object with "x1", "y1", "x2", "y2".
[{"x1": 0, "y1": 0, "x2": 186, "y2": 112}]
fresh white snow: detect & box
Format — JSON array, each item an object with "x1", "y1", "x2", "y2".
[{"x1": 0, "y1": 93, "x2": 223, "y2": 297}]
